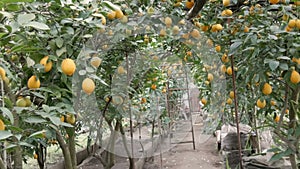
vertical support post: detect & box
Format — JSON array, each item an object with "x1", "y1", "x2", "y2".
[
  {"x1": 184, "y1": 64, "x2": 195, "y2": 150},
  {"x1": 230, "y1": 55, "x2": 243, "y2": 169}
]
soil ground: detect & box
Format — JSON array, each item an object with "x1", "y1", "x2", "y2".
[{"x1": 78, "y1": 114, "x2": 223, "y2": 169}]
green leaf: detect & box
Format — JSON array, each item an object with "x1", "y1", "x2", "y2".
[
  {"x1": 0, "y1": 131, "x2": 12, "y2": 140},
  {"x1": 17, "y1": 14, "x2": 35, "y2": 25},
  {"x1": 24, "y1": 117, "x2": 47, "y2": 123},
  {"x1": 229, "y1": 41, "x2": 242, "y2": 55},
  {"x1": 28, "y1": 130, "x2": 45, "y2": 138},
  {"x1": 24, "y1": 21, "x2": 50, "y2": 30},
  {"x1": 56, "y1": 47, "x2": 66, "y2": 57},
  {"x1": 55, "y1": 37, "x2": 64, "y2": 48},
  {"x1": 1, "y1": 0, "x2": 33, "y2": 2},
  {"x1": 269, "y1": 60, "x2": 279, "y2": 71},
  {"x1": 0, "y1": 107, "x2": 14, "y2": 124},
  {"x1": 269, "y1": 152, "x2": 285, "y2": 162}
]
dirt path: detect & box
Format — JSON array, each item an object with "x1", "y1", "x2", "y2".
[
  {"x1": 147, "y1": 120, "x2": 223, "y2": 169},
  {"x1": 79, "y1": 114, "x2": 223, "y2": 169}
]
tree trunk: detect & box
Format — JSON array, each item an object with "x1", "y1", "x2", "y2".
[
  {"x1": 12, "y1": 111, "x2": 22, "y2": 169},
  {"x1": 289, "y1": 86, "x2": 299, "y2": 169},
  {"x1": 0, "y1": 157, "x2": 6, "y2": 169},
  {"x1": 56, "y1": 131, "x2": 73, "y2": 169},
  {"x1": 67, "y1": 127, "x2": 77, "y2": 169}
]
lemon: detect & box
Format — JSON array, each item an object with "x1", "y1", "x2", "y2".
[
  {"x1": 40, "y1": 56, "x2": 53, "y2": 72},
  {"x1": 115, "y1": 9, "x2": 124, "y2": 19},
  {"x1": 164, "y1": 17, "x2": 172, "y2": 27},
  {"x1": 190, "y1": 29, "x2": 200, "y2": 39},
  {"x1": 270, "y1": 100, "x2": 276, "y2": 106},
  {"x1": 220, "y1": 65, "x2": 226, "y2": 73},
  {"x1": 141, "y1": 98, "x2": 147, "y2": 104},
  {"x1": 226, "y1": 67, "x2": 232, "y2": 75},
  {"x1": 90, "y1": 57, "x2": 102, "y2": 68},
  {"x1": 244, "y1": 26, "x2": 249, "y2": 33},
  {"x1": 229, "y1": 91, "x2": 234, "y2": 99},
  {"x1": 215, "y1": 45, "x2": 221, "y2": 52},
  {"x1": 207, "y1": 73, "x2": 213, "y2": 82},
  {"x1": 288, "y1": 19, "x2": 296, "y2": 28},
  {"x1": 172, "y1": 25, "x2": 180, "y2": 35},
  {"x1": 28, "y1": 75, "x2": 40, "y2": 89},
  {"x1": 112, "y1": 95, "x2": 123, "y2": 105},
  {"x1": 227, "y1": 98, "x2": 233, "y2": 105},
  {"x1": 24, "y1": 96, "x2": 32, "y2": 107},
  {"x1": 201, "y1": 98, "x2": 207, "y2": 105},
  {"x1": 274, "y1": 115, "x2": 280, "y2": 122},
  {"x1": 262, "y1": 83, "x2": 272, "y2": 95},
  {"x1": 60, "y1": 115, "x2": 65, "y2": 122},
  {"x1": 159, "y1": 29, "x2": 167, "y2": 37},
  {"x1": 151, "y1": 84, "x2": 157, "y2": 90},
  {"x1": 223, "y1": 0, "x2": 230, "y2": 6},
  {"x1": 117, "y1": 66, "x2": 125, "y2": 74},
  {"x1": 0, "y1": 119, "x2": 5, "y2": 131},
  {"x1": 201, "y1": 25, "x2": 209, "y2": 32},
  {"x1": 61, "y1": 58, "x2": 76, "y2": 76},
  {"x1": 66, "y1": 114, "x2": 76, "y2": 125},
  {"x1": 256, "y1": 99, "x2": 266, "y2": 109},
  {"x1": 16, "y1": 98, "x2": 27, "y2": 107},
  {"x1": 186, "y1": 0, "x2": 194, "y2": 9},
  {"x1": 107, "y1": 11, "x2": 116, "y2": 20},
  {"x1": 296, "y1": 19, "x2": 300, "y2": 29},
  {"x1": 0, "y1": 67, "x2": 6, "y2": 80},
  {"x1": 82, "y1": 78, "x2": 95, "y2": 95},
  {"x1": 292, "y1": 57, "x2": 300, "y2": 64},
  {"x1": 101, "y1": 16, "x2": 106, "y2": 25},
  {"x1": 222, "y1": 53, "x2": 229, "y2": 63},
  {"x1": 34, "y1": 154, "x2": 38, "y2": 159},
  {"x1": 269, "y1": 0, "x2": 279, "y2": 4},
  {"x1": 290, "y1": 70, "x2": 300, "y2": 84}
]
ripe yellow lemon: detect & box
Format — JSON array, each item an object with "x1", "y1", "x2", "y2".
[
  {"x1": 40, "y1": 56, "x2": 53, "y2": 72},
  {"x1": 223, "y1": 0, "x2": 230, "y2": 6},
  {"x1": 117, "y1": 66, "x2": 125, "y2": 74},
  {"x1": 296, "y1": 19, "x2": 300, "y2": 29},
  {"x1": 107, "y1": 11, "x2": 116, "y2": 20},
  {"x1": 82, "y1": 78, "x2": 95, "y2": 95},
  {"x1": 165, "y1": 17, "x2": 172, "y2": 27},
  {"x1": 0, "y1": 119, "x2": 5, "y2": 131},
  {"x1": 215, "y1": 45, "x2": 221, "y2": 52},
  {"x1": 159, "y1": 29, "x2": 167, "y2": 37},
  {"x1": 288, "y1": 19, "x2": 296, "y2": 28},
  {"x1": 33, "y1": 154, "x2": 38, "y2": 159},
  {"x1": 172, "y1": 25, "x2": 180, "y2": 35},
  {"x1": 290, "y1": 70, "x2": 300, "y2": 84},
  {"x1": 28, "y1": 75, "x2": 40, "y2": 89},
  {"x1": 226, "y1": 67, "x2": 232, "y2": 75},
  {"x1": 186, "y1": 0, "x2": 194, "y2": 9},
  {"x1": 292, "y1": 57, "x2": 300, "y2": 64},
  {"x1": 191, "y1": 29, "x2": 200, "y2": 38},
  {"x1": 227, "y1": 98, "x2": 233, "y2": 105},
  {"x1": 141, "y1": 97, "x2": 147, "y2": 104},
  {"x1": 229, "y1": 91, "x2": 234, "y2": 99},
  {"x1": 256, "y1": 99, "x2": 266, "y2": 109},
  {"x1": 201, "y1": 98, "x2": 207, "y2": 105},
  {"x1": 262, "y1": 83, "x2": 272, "y2": 95},
  {"x1": 207, "y1": 73, "x2": 213, "y2": 82},
  {"x1": 60, "y1": 115, "x2": 65, "y2": 122},
  {"x1": 222, "y1": 53, "x2": 229, "y2": 63},
  {"x1": 274, "y1": 115, "x2": 280, "y2": 122},
  {"x1": 269, "y1": 0, "x2": 279, "y2": 4},
  {"x1": 61, "y1": 58, "x2": 76, "y2": 76},
  {"x1": 244, "y1": 26, "x2": 249, "y2": 33},
  {"x1": 151, "y1": 84, "x2": 157, "y2": 90},
  {"x1": 90, "y1": 57, "x2": 102, "y2": 68},
  {"x1": 115, "y1": 9, "x2": 124, "y2": 19},
  {"x1": 0, "y1": 67, "x2": 6, "y2": 80},
  {"x1": 220, "y1": 65, "x2": 226, "y2": 73},
  {"x1": 270, "y1": 100, "x2": 276, "y2": 106}
]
